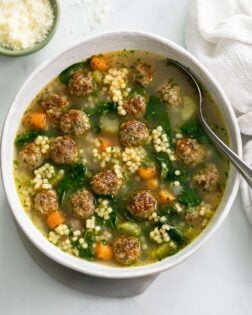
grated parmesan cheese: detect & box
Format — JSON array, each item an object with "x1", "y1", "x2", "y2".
[{"x1": 0, "y1": 0, "x2": 54, "y2": 51}]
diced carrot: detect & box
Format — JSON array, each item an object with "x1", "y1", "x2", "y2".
[
  {"x1": 146, "y1": 178, "x2": 159, "y2": 190},
  {"x1": 99, "y1": 137, "x2": 113, "y2": 152},
  {"x1": 46, "y1": 210, "x2": 65, "y2": 229},
  {"x1": 23, "y1": 112, "x2": 47, "y2": 130},
  {"x1": 159, "y1": 190, "x2": 176, "y2": 204},
  {"x1": 137, "y1": 166, "x2": 156, "y2": 180},
  {"x1": 95, "y1": 242, "x2": 113, "y2": 261},
  {"x1": 90, "y1": 55, "x2": 109, "y2": 72}
]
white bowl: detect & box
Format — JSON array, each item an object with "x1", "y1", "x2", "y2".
[{"x1": 1, "y1": 31, "x2": 242, "y2": 279}]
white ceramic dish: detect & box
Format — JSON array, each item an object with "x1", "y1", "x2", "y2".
[{"x1": 1, "y1": 31, "x2": 242, "y2": 279}]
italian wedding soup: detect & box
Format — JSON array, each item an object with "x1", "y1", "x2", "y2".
[{"x1": 14, "y1": 51, "x2": 229, "y2": 266}]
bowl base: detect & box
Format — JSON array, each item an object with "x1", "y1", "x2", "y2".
[{"x1": 16, "y1": 223, "x2": 158, "y2": 297}]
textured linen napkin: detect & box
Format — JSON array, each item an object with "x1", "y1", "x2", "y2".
[{"x1": 185, "y1": 0, "x2": 252, "y2": 223}]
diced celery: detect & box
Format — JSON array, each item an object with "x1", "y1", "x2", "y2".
[
  {"x1": 100, "y1": 115, "x2": 120, "y2": 133},
  {"x1": 181, "y1": 96, "x2": 197, "y2": 121},
  {"x1": 116, "y1": 222, "x2": 141, "y2": 236},
  {"x1": 149, "y1": 243, "x2": 171, "y2": 260},
  {"x1": 92, "y1": 70, "x2": 103, "y2": 84}
]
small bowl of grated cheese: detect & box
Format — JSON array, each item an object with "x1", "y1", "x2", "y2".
[{"x1": 0, "y1": 0, "x2": 60, "y2": 57}]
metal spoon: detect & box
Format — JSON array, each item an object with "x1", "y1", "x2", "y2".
[{"x1": 167, "y1": 59, "x2": 252, "y2": 188}]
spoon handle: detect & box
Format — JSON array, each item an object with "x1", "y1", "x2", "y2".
[{"x1": 199, "y1": 114, "x2": 252, "y2": 188}]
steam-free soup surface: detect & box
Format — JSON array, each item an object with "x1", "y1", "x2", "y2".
[{"x1": 14, "y1": 50, "x2": 229, "y2": 266}]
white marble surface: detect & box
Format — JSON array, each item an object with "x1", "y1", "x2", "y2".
[{"x1": 0, "y1": 0, "x2": 252, "y2": 314}]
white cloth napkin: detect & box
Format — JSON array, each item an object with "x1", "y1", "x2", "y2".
[{"x1": 185, "y1": 0, "x2": 252, "y2": 223}]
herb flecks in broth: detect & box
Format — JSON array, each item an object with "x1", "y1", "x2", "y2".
[{"x1": 14, "y1": 51, "x2": 229, "y2": 267}]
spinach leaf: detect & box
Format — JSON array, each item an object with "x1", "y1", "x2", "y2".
[
  {"x1": 56, "y1": 163, "x2": 87, "y2": 204},
  {"x1": 168, "y1": 227, "x2": 188, "y2": 245},
  {"x1": 96, "y1": 211, "x2": 117, "y2": 231},
  {"x1": 76, "y1": 230, "x2": 95, "y2": 260},
  {"x1": 158, "y1": 207, "x2": 181, "y2": 225},
  {"x1": 128, "y1": 85, "x2": 147, "y2": 98},
  {"x1": 15, "y1": 131, "x2": 44, "y2": 146},
  {"x1": 179, "y1": 188, "x2": 201, "y2": 207},
  {"x1": 87, "y1": 102, "x2": 117, "y2": 134},
  {"x1": 145, "y1": 96, "x2": 170, "y2": 135},
  {"x1": 181, "y1": 120, "x2": 209, "y2": 143},
  {"x1": 87, "y1": 102, "x2": 117, "y2": 117},
  {"x1": 153, "y1": 152, "x2": 169, "y2": 180},
  {"x1": 59, "y1": 61, "x2": 88, "y2": 84}
]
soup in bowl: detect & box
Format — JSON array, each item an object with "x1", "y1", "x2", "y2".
[{"x1": 1, "y1": 32, "x2": 241, "y2": 278}]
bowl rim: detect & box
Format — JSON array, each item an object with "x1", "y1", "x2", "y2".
[
  {"x1": 1, "y1": 30, "x2": 242, "y2": 279},
  {"x1": 0, "y1": 0, "x2": 60, "y2": 57}
]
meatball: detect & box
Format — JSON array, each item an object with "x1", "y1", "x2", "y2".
[
  {"x1": 128, "y1": 190, "x2": 157, "y2": 220},
  {"x1": 176, "y1": 138, "x2": 205, "y2": 166},
  {"x1": 119, "y1": 119, "x2": 149, "y2": 147},
  {"x1": 68, "y1": 72, "x2": 95, "y2": 97},
  {"x1": 59, "y1": 109, "x2": 90, "y2": 136},
  {"x1": 122, "y1": 95, "x2": 146, "y2": 117},
  {"x1": 70, "y1": 189, "x2": 95, "y2": 220},
  {"x1": 133, "y1": 62, "x2": 154, "y2": 86},
  {"x1": 34, "y1": 189, "x2": 58, "y2": 216},
  {"x1": 19, "y1": 143, "x2": 44, "y2": 169},
  {"x1": 185, "y1": 203, "x2": 211, "y2": 226},
  {"x1": 157, "y1": 80, "x2": 182, "y2": 107},
  {"x1": 113, "y1": 236, "x2": 140, "y2": 265},
  {"x1": 50, "y1": 136, "x2": 78, "y2": 164},
  {"x1": 193, "y1": 164, "x2": 220, "y2": 192},
  {"x1": 91, "y1": 169, "x2": 122, "y2": 196},
  {"x1": 40, "y1": 93, "x2": 69, "y2": 125}
]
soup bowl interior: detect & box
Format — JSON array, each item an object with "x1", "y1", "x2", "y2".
[{"x1": 1, "y1": 31, "x2": 241, "y2": 279}]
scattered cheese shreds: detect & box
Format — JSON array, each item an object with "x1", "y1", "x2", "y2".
[{"x1": 0, "y1": 0, "x2": 54, "y2": 51}]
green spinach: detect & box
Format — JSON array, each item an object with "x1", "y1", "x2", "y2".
[
  {"x1": 76, "y1": 230, "x2": 95, "y2": 260},
  {"x1": 179, "y1": 188, "x2": 201, "y2": 207},
  {"x1": 168, "y1": 227, "x2": 188, "y2": 245},
  {"x1": 56, "y1": 163, "x2": 87, "y2": 204},
  {"x1": 59, "y1": 61, "x2": 88, "y2": 84},
  {"x1": 181, "y1": 120, "x2": 209, "y2": 143},
  {"x1": 15, "y1": 131, "x2": 44, "y2": 146}
]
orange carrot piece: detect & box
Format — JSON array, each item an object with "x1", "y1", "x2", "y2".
[
  {"x1": 146, "y1": 178, "x2": 159, "y2": 190},
  {"x1": 99, "y1": 137, "x2": 113, "y2": 152},
  {"x1": 95, "y1": 242, "x2": 113, "y2": 261},
  {"x1": 46, "y1": 211, "x2": 65, "y2": 229},
  {"x1": 90, "y1": 56, "x2": 109, "y2": 72},
  {"x1": 159, "y1": 190, "x2": 176, "y2": 204},
  {"x1": 23, "y1": 112, "x2": 47, "y2": 130},
  {"x1": 137, "y1": 166, "x2": 156, "y2": 180}
]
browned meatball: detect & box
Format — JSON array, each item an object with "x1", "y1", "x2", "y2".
[
  {"x1": 34, "y1": 189, "x2": 58, "y2": 216},
  {"x1": 185, "y1": 208, "x2": 202, "y2": 225},
  {"x1": 19, "y1": 143, "x2": 44, "y2": 169},
  {"x1": 128, "y1": 190, "x2": 157, "y2": 220},
  {"x1": 70, "y1": 189, "x2": 95, "y2": 220},
  {"x1": 59, "y1": 109, "x2": 90, "y2": 136},
  {"x1": 157, "y1": 80, "x2": 182, "y2": 107},
  {"x1": 113, "y1": 236, "x2": 140, "y2": 265},
  {"x1": 185, "y1": 203, "x2": 211, "y2": 226},
  {"x1": 176, "y1": 138, "x2": 205, "y2": 166},
  {"x1": 50, "y1": 136, "x2": 78, "y2": 164},
  {"x1": 91, "y1": 169, "x2": 122, "y2": 196},
  {"x1": 122, "y1": 95, "x2": 146, "y2": 117},
  {"x1": 133, "y1": 62, "x2": 154, "y2": 86},
  {"x1": 119, "y1": 119, "x2": 149, "y2": 147},
  {"x1": 68, "y1": 72, "x2": 95, "y2": 97},
  {"x1": 40, "y1": 93, "x2": 69, "y2": 125},
  {"x1": 193, "y1": 164, "x2": 220, "y2": 192}
]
